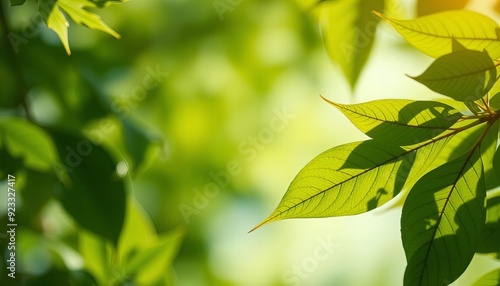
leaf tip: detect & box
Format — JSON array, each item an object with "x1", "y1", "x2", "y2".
[
  {"x1": 372, "y1": 10, "x2": 386, "y2": 20},
  {"x1": 248, "y1": 216, "x2": 276, "y2": 233}
]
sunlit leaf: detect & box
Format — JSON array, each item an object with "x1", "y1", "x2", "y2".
[
  {"x1": 79, "y1": 230, "x2": 113, "y2": 285},
  {"x1": 412, "y1": 50, "x2": 496, "y2": 102},
  {"x1": 402, "y1": 149, "x2": 485, "y2": 285},
  {"x1": 51, "y1": 130, "x2": 126, "y2": 245},
  {"x1": 251, "y1": 138, "x2": 452, "y2": 231},
  {"x1": 325, "y1": 98, "x2": 461, "y2": 145},
  {"x1": 320, "y1": 0, "x2": 384, "y2": 88},
  {"x1": 472, "y1": 268, "x2": 500, "y2": 286},
  {"x1": 416, "y1": 0, "x2": 469, "y2": 17},
  {"x1": 481, "y1": 121, "x2": 500, "y2": 190},
  {"x1": 0, "y1": 118, "x2": 57, "y2": 172},
  {"x1": 375, "y1": 10, "x2": 500, "y2": 60},
  {"x1": 477, "y1": 191, "x2": 500, "y2": 257},
  {"x1": 124, "y1": 228, "x2": 184, "y2": 285},
  {"x1": 40, "y1": 0, "x2": 121, "y2": 55},
  {"x1": 494, "y1": 147, "x2": 500, "y2": 180}
]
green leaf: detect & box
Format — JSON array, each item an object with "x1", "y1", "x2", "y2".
[
  {"x1": 476, "y1": 191, "x2": 500, "y2": 257},
  {"x1": 491, "y1": 93, "x2": 500, "y2": 110},
  {"x1": 124, "y1": 228, "x2": 184, "y2": 285},
  {"x1": 320, "y1": 0, "x2": 384, "y2": 88},
  {"x1": 494, "y1": 147, "x2": 500, "y2": 180},
  {"x1": 325, "y1": 98, "x2": 461, "y2": 146},
  {"x1": 472, "y1": 268, "x2": 500, "y2": 286},
  {"x1": 0, "y1": 118, "x2": 58, "y2": 172},
  {"x1": 122, "y1": 119, "x2": 156, "y2": 174},
  {"x1": 50, "y1": 130, "x2": 126, "y2": 245},
  {"x1": 251, "y1": 138, "x2": 450, "y2": 231},
  {"x1": 10, "y1": 0, "x2": 26, "y2": 6},
  {"x1": 481, "y1": 121, "x2": 500, "y2": 190},
  {"x1": 40, "y1": 0, "x2": 121, "y2": 55},
  {"x1": 416, "y1": 0, "x2": 469, "y2": 17},
  {"x1": 375, "y1": 10, "x2": 500, "y2": 60},
  {"x1": 79, "y1": 230, "x2": 114, "y2": 285},
  {"x1": 412, "y1": 49, "x2": 496, "y2": 102},
  {"x1": 402, "y1": 149, "x2": 486, "y2": 285}
]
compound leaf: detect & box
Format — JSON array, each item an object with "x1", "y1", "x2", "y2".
[
  {"x1": 402, "y1": 149, "x2": 486, "y2": 285},
  {"x1": 325, "y1": 98, "x2": 461, "y2": 146},
  {"x1": 412, "y1": 50, "x2": 496, "y2": 102},
  {"x1": 375, "y1": 10, "x2": 500, "y2": 60},
  {"x1": 320, "y1": 0, "x2": 384, "y2": 88}
]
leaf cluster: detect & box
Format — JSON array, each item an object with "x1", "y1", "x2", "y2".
[{"x1": 254, "y1": 4, "x2": 500, "y2": 285}]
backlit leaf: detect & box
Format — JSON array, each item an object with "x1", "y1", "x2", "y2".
[
  {"x1": 472, "y1": 268, "x2": 500, "y2": 286},
  {"x1": 490, "y1": 93, "x2": 500, "y2": 110},
  {"x1": 476, "y1": 191, "x2": 500, "y2": 257},
  {"x1": 402, "y1": 149, "x2": 486, "y2": 285},
  {"x1": 494, "y1": 148, "x2": 500, "y2": 180},
  {"x1": 51, "y1": 130, "x2": 126, "y2": 245},
  {"x1": 325, "y1": 98, "x2": 461, "y2": 145},
  {"x1": 40, "y1": 0, "x2": 121, "y2": 55},
  {"x1": 412, "y1": 49, "x2": 496, "y2": 102},
  {"x1": 375, "y1": 10, "x2": 500, "y2": 60},
  {"x1": 10, "y1": 0, "x2": 26, "y2": 6},
  {"x1": 251, "y1": 138, "x2": 451, "y2": 231},
  {"x1": 320, "y1": 0, "x2": 384, "y2": 88},
  {"x1": 416, "y1": 0, "x2": 469, "y2": 17},
  {"x1": 481, "y1": 121, "x2": 499, "y2": 190}
]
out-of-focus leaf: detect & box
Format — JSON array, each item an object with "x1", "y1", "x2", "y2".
[
  {"x1": 320, "y1": 0, "x2": 384, "y2": 88},
  {"x1": 18, "y1": 169, "x2": 57, "y2": 223},
  {"x1": 50, "y1": 130, "x2": 125, "y2": 245},
  {"x1": 412, "y1": 50, "x2": 496, "y2": 102},
  {"x1": 416, "y1": 0, "x2": 469, "y2": 17},
  {"x1": 325, "y1": 98, "x2": 461, "y2": 145},
  {"x1": 375, "y1": 10, "x2": 500, "y2": 59},
  {"x1": 494, "y1": 147, "x2": 500, "y2": 180},
  {"x1": 89, "y1": 0, "x2": 127, "y2": 8},
  {"x1": 124, "y1": 228, "x2": 184, "y2": 285},
  {"x1": 40, "y1": 0, "x2": 121, "y2": 55},
  {"x1": 10, "y1": 0, "x2": 26, "y2": 6},
  {"x1": 0, "y1": 118, "x2": 57, "y2": 172},
  {"x1": 472, "y1": 268, "x2": 500, "y2": 285},
  {"x1": 251, "y1": 138, "x2": 451, "y2": 231},
  {"x1": 122, "y1": 119, "x2": 155, "y2": 174},
  {"x1": 476, "y1": 191, "x2": 500, "y2": 257},
  {"x1": 402, "y1": 149, "x2": 485, "y2": 285},
  {"x1": 79, "y1": 230, "x2": 113, "y2": 285}
]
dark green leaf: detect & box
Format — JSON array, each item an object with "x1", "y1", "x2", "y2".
[
  {"x1": 494, "y1": 147, "x2": 500, "y2": 181},
  {"x1": 416, "y1": 0, "x2": 469, "y2": 17},
  {"x1": 412, "y1": 50, "x2": 496, "y2": 102},
  {"x1": 50, "y1": 130, "x2": 126, "y2": 245},
  {"x1": 122, "y1": 119, "x2": 154, "y2": 174},
  {"x1": 10, "y1": 0, "x2": 26, "y2": 6},
  {"x1": 481, "y1": 121, "x2": 500, "y2": 190},
  {"x1": 402, "y1": 149, "x2": 486, "y2": 285}
]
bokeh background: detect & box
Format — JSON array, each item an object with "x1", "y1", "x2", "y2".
[{"x1": 1, "y1": 0, "x2": 500, "y2": 285}]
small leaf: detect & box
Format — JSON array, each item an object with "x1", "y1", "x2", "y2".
[
  {"x1": 476, "y1": 191, "x2": 500, "y2": 257},
  {"x1": 40, "y1": 0, "x2": 121, "y2": 55},
  {"x1": 320, "y1": 0, "x2": 384, "y2": 88},
  {"x1": 325, "y1": 98, "x2": 461, "y2": 145},
  {"x1": 375, "y1": 10, "x2": 500, "y2": 59},
  {"x1": 416, "y1": 0, "x2": 469, "y2": 17},
  {"x1": 50, "y1": 130, "x2": 126, "y2": 245},
  {"x1": 472, "y1": 268, "x2": 500, "y2": 286},
  {"x1": 402, "y1": 149, "x2": 486, "y2": 285},
  {"x1": 412, "y1": 49, "x2": 496, "y2": 102},
  {"x1": 124, "y1": 229, "x2": 184, "y2": 285}
]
